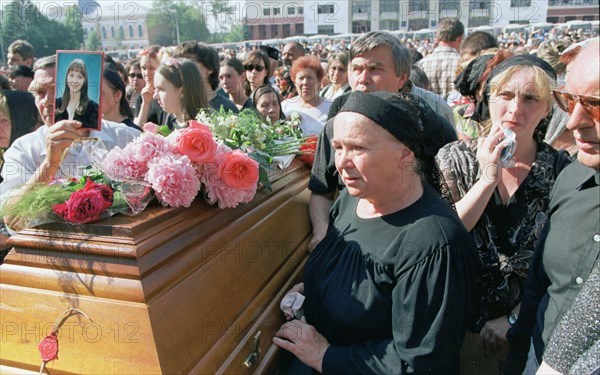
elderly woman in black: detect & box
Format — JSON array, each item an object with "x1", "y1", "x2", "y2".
[
  {"x1": 436, "y1": 55, "x2": 571, "y2": 371},
  {"x1": 274, "y1": 91, "x2": 480, "y2": 374}
]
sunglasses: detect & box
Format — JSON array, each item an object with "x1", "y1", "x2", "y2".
[
  {"x1": 244, "y1": 64, "x2": 265, "y2": 72},
  {"x1": 128, "y1": 73, "x2": 143, "y2": 79},
  {"x1": 553, "y1": 89, "x2": 600, "y2": 119}
]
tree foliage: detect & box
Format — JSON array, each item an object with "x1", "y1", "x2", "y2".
[
  {"x1": 147, "y1": 0, "x2": 210, "y2": 46},
  {"x1": 86, "y1": 30, "x2": 102, "y2": 51},
  {"x1": 1, "y1": 0, "x2": 85, "y2": 59}
]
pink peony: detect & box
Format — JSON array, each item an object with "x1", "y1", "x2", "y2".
[
  {"x1": 145, "y1": 154, "x2": 201, "y2": 207},
  {"x1": 171, "y1": 126, "x2": 217, "y2": 164},
  {"x1": 102, "y1": 146, "x2": 149, "y2": 181},
  {"x1": 143, "y1": 122, "x2": 158, "y2": 133},
  {"x1": 133, "y1": 132, "x2": 171, "y2": 162}
]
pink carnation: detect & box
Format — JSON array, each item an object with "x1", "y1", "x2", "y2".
[
  {"x1": 146, "y1": 154, "x2": 201, "y2": 207},
  {"x1": 102, "y1": 146, "x2": 149, "y2": 181},
  {"x1": 201, "y1": 145, "x2": 257, "y2": 209}
]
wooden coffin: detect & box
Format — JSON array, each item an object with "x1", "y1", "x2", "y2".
[{"x1": 0, "y1": 160, "x2": 311, "y2": 374}]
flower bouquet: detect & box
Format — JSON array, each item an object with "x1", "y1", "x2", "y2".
[{"x1": 1, "y1": 111, "x2": 316, "y2": 229}]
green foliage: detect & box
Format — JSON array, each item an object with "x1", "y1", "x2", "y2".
[
  {"x1": 1, "y1": 0, "x2": 82, "y2": 58},
  {"x1": 147, "y1": 0, "x2": 210, "y2": 45},
  {"x1": 86, "y1": 30, "x2": 102, "y2": 51},
  {"x1": 64, "y1": 5, "x2": 85, "y2": 49},
  {"x1": 0, "y1": 185, "x2": 71, "y2": 223}
]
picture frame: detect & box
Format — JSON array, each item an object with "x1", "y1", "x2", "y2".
[{"x1": 54, "y1": 50, "x2": 104, "y2": 130}]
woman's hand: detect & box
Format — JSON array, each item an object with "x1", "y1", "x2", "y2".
[
  {"x1": 273, "y1": 317, "x2": 329, "y2": 373},
  {"x1": 476, "y1": 124, "x2": 513, "y2": 186},
  {"x1": 140, "y1": 83, "x2": 155, "y2": 105},
  {"x1": 479, "y1": 315, "x2": 510, "y2": 354},
  {"x1": 282, "y1": 283, "x2": 304, "y2": 320}
]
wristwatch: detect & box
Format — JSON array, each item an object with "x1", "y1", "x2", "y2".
[{"x1": 507, "y1": 312, "x2": 518, "y2": 326}]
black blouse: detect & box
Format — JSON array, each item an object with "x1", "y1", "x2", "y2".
[{"x1": 304, "y1": 185, "x2": 480, "y2": 374}]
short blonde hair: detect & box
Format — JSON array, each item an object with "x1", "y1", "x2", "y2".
[
  {"x1": 0, "y1": 91, "x2": 10, "y2": 120},
  {"x1": 482, "y1": 65, "x2": 555, "y2": 136},
  {"x1": 489, "y1": 65, "x2": 555, "y2": 111}
]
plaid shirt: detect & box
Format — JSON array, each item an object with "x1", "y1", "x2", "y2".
[{"x1": 416, "y1": 46, "x2": 460, "y2": 99}]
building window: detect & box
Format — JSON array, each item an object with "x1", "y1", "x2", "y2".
[
  {"x1": 273, "y1": 7, "x2": 281, "y2": 16},
  {"x1": 263, "y1": 7, "x2": 270, "y2": 16},
  {"x1": 111, "y1": 26, "x2": 115, "y2": 38},
  {"x1": 299, "y1": 6, "x2": 303, "y2": 15},
  {"x1": 102, "y1": 27, "x2": 107, "y2": 39},
  {"x1": 129, "y1": 25, "x2": 134, "y2": 38},
  {"x1": 271, "y1": 24, "x2": 278, "y2": 36},
  {"x1": 297, "y1": 23, "x2": 304, "y2": 34},
  {"x1": 380, "y1": 19, "x2": 399, "y2": 30},
  {"x1": 380, "y1": 0, "x2": 399, "y2": 13},
  {"x1": 408, "y1": 0, "x2": 429, "y2": 12},
  {"x1": 287, "y1": 6, "x2": 295, "y2": 15},
  {"x1": 119, "y1": 26, "x2": 125, "y2": 39},
  {"x1": 352, "y1": 1, "x2": 371, "y2": 14},
  {"x1": 318, "y1": 25, "x2": 335, "y2": 34},
  {"x1": 318, "y1": 4, "x2": 335, "y2": 14},
  {"x1": 138, "y1": 25, "x2": 143, "y2": 37},
  {"x1": 510, "y1": 0, "x2": 532, "y2": 6},
  {"x1": 352, "y1": 21, "x2": 370, "y2": 33},
  {"x1": 259, "y1": 24, "x2": 267, "y2": 37},
  {"x1": 283, "y1": 23, "x2": 291, "y2": 37}
]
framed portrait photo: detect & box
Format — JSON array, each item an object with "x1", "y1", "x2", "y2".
[{"x1": 54, "y1": 51, "x2": 104, "y2": 130}]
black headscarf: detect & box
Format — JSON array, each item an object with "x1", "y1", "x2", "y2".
[
  {"x1": 337, "y1": 91, "x2": 452, "y2": 202},
  {"x1": 474, "y1": 54, "x2": 557, "y2": 128},
  {"x1": 454, "y1": 54, "x2": 495, "y2": 99},
  {"x1": 339, "y1": 91, "x2": 425, "y2": 161}
]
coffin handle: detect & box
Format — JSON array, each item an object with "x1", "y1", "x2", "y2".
[{"x1": 243, "y1": 330, "x2": 262, "y2": 368}]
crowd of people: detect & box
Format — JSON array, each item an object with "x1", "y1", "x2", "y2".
[{"x1": 0, "y1": 19, "x2": 598, "y2": 374}]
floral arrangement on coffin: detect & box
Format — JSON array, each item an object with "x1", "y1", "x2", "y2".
[
  {"x1": 102, "y1": 119, "x2": 259, "y2": 209},
  {"x1": 197, "y1": 109, "x2": 318, "y2": 172},
  {"x1": 1, "y1": 111, "x2": 317, "y2": 228}
]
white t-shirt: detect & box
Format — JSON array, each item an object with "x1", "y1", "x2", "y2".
[
  {"x1": 1, "y1": 120, "x2": 140, "y2": 197},
  {"x1": 281, "y1": 98, "x2": 332, "y2": 136}
]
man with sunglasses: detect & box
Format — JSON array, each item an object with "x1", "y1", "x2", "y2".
[{"x1": 505, "y1": 39, "x2": 600, "y2": 375}]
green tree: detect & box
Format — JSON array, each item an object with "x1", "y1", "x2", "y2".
[
  {"x1": 1, "y1": 0, "x2": 82, "y2": 58},
  {"x1": 224, "y1": 21, "x2": 251, "y2": 43},
  {"x1": 147, "y1": 0, "x2": 210, "y2": 45},
  {"x1": 86, "y1": 30, "x2": 102, "y2": 51},
  {"x1": 64, "y1": 5, "x2": 85, "y2": 50}
]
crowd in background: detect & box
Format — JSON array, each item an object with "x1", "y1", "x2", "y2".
[{"x1": 0, "y1": 20, "x2": 598, "y2": 375}]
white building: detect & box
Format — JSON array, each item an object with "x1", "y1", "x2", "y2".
[
  {"x1": 303, "y1": 1, "x2": 351, "y2": 35},
  {"x1": 80, "y1": 2, "x2": 151, "y2": 54}
]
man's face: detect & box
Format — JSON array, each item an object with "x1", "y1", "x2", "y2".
[
  {"x1": 28, "y1": 67, "x2": 56, "y2": 126},
  {"x1": 564, "y1": 42, "x2": 600, "y2": 170},
  {"x1": 7, "y1": 51, "x2": 28, "y2": 67},
  {"x1": 10, "y1": 75, "x2": 33, "y2": 91},
  {"x1": 348, "y1": 46, "x2": 407, "y2": 93},
  {"x1": 283, "y1": 44, "x2": 301, "y2": 67}
]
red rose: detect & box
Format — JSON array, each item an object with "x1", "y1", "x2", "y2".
[
  {"x1": 219, "y1": 150, "x2": 259, "y2": 190},
  {"x1": 82, "y1": 179, "x2": 113, "y2": 204},
  {"x1": 63, "y1": 189, "x2": 111, "y2": 224},
  {"x1": 176, "y1": 127, "x2": 217, "y2": 164},
  {"x1": 52, "y1": 202, "x2": 69, "y2": 219}
]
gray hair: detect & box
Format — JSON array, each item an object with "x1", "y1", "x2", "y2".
[
  {"x1": 33, "y1": 55, "x2": 56, "y2": 71},
  {"x1": 350, "y1": 31, "x2": 411, "y2": 78}
]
